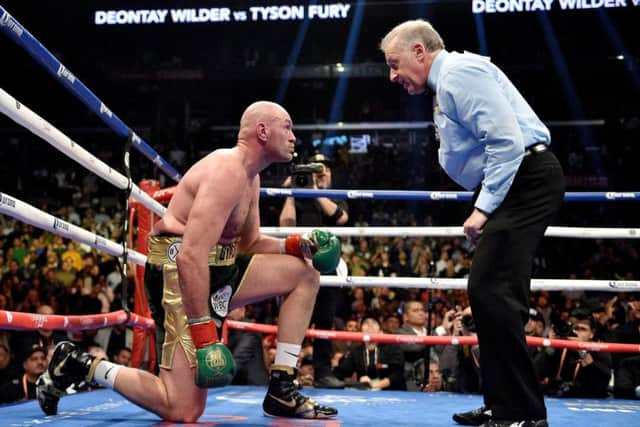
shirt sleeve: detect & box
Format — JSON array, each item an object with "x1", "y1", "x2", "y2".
[{"x1": 441, "y1": 64, "x2": 525, "y2": 214}]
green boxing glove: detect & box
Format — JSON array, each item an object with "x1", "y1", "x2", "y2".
[
  {"x1": 283, "y1": 229, "x2": 341, "y2": 274},
  {"x1": 188, "y1": 317, "x2": 236, "y2": 388}
]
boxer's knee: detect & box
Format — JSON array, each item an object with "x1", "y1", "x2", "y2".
[
  {"x1": 165, "y1": 400, "x2": 205, "y2": 423},
  {"x1": 297, "y1": 264, "x2": 320, "y2": 295}
]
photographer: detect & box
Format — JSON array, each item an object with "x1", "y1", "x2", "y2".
[
  {"x1": 441, "y1": 308, "x2": 483, "y2": 396},
  {"x1": 279, "y1": 153, "x2": 348, "y2": 389},
  {"x1": 543, "y1": 318, "x2": 612, "y2": 398}
]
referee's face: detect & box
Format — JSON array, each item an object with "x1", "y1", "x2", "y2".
[{"x1": 385, "y1": 39, "x2": 428, "y2": 95}]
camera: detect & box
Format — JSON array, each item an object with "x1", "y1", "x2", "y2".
[
  {"x1": 291, "y1": 163, "x2": 325, "y2": 188},
  {"x1": 552, "y1": 319, "x2": 575, "y2": 338},
  {"x1": 461, "y1": 314, "x2": 476, "y2": 333}
]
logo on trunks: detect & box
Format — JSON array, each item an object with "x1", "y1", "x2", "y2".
[
  {"x1": 216, "y1": 244, "x2": 237, "y2": 262},
  {"x1": 167, "y1": 241, "x2": 181, "y2": 263},
  {"x1": 210, "y1": 285, "x2": 232, "y2": 318}
]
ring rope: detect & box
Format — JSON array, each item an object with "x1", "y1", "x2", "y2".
[
  {"x1": 0, "y1": 87, "x2": 166, "y2": 217},
  {"x1": 0, "y1": 309, "x2": 154, "y2": 331},
  {"x1": 262, "y1": 226, "x2": 640, "y2": 239},
  {"x1": 225, "y1": 320, "x2": 640, "y2": 354},
  {"x1": 318, "y1": 276, "x2": 640, "y2": 292},
  {"x1": 211, "y1": 119, "x2": 605, "y2": 131},
  {"x1": 118, "y1": 132, "x2": 135, "y2": 311},
  {"x1": 0, "y1": 6, "x2": 182, "y2": 182},
  {"x1": 0, "y1": 191, "x2": 147, "y2": 265},
  {"x1": 258, "y1": 188, "x2": 640, "y2": 202},
  {"x1": 158, "y1": 187, "x2": 640, "y2": 205}
]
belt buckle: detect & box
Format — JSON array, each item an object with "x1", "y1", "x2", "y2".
[{"x1": 525, "y1": 143, "x2": 546, "y2": 157}]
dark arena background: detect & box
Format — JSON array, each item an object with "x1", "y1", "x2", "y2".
[{"x1": 0, "y1": 1, "x2": 639, "y2": 426}]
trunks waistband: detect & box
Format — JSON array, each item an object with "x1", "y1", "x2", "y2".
[{"x1": 147, "y1": 235, "x2": 237, "y2": 267}]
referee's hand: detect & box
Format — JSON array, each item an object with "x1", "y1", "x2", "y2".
[{"x1": 463, "y1": 209, "x2": 488, "y2": 244}]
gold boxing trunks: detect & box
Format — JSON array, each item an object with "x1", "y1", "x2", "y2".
[{"x1": 144, "y1": 235, "x2": 253, "y2": 370}]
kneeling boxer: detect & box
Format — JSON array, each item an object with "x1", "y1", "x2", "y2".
[{"x1": 36, "y1": 101, "x2": 340, "y2": 422}]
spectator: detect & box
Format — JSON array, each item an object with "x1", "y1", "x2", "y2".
[
  {"x1": 395, "y1": 300, "x2": 429, "y2": 390},
  {"x1": 298, "y1": 355, "x2": 315, "y2": 387},
  {"x1": 420, "y1": 359, "x2": 444, "y2": 392},
  {"x1": 543, "y1": 318, "x2": 612, "y2": 398},
  {"x1": 333, "y1": 317, "x2": 405, "y2": 390},
  {"x1": 0, "y1": 343, "x2": 20, "y2": 385},
  {"x1": 111, "y1": 347, "x2": 132, "y2": 367},
  {"x1": 0, "y1": 344, "x2": 47, "y2": 403},
  {"x1": 438, "y1": 307, "x2": 482, "y2": 394}
]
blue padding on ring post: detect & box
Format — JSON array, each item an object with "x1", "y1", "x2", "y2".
[
  {"x1": 260, "y1": 188, "x2": 640, "y2": 202},
  {"x1": 0, "y1": 6, "x2": 182, "y2": 182}
]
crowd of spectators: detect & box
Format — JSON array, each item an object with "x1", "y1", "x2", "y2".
[{"x1": 0, "y1": 207, "x2": 133, "y2": 404}]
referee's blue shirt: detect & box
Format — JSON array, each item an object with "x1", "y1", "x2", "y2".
[{"x1": 427, "y1": 50, "x2": 550, "y2": 214}]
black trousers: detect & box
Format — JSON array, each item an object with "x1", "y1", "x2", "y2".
[{"x1": 468, "y1": 150, "x2": 565, "y2": 420}]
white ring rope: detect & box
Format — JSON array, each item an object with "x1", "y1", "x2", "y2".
[
  {"x1": 0, "y1": 192, "x2": 146, "y2": 266},
  {"x1": 0, "y1": 87, "x2": 166, "y2": 217},
  {"x1": 320, "y1": 276, "x2": 640, "y2": 292},
  {"x1": 261, "y1": 226, "x2": 640, "y2": 239},
  {"x1": 0, "y1": 193, "x2": 637, "y2": 292}
]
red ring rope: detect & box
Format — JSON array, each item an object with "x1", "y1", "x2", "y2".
[
  {"x1": 224, "y1": 320, "x2": 640, "y2": 354},
  {"x1": 0, "y1": 309, "x2": 154, "y2": 331}
]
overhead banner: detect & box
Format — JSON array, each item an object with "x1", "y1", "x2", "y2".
[
  {"x1": 472, "y1": 0, "x2": 640, "y2": 14},
  {"x1": 94, "y1": 3, "x2": 352, "y2": 25}
]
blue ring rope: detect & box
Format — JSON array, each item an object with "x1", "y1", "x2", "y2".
[
  {"x1": 260, "y1": 188, "x2": 640, "y2": 202},
  {"x1": 0, "y1": 6, "x2": 182, "y2": 182}
]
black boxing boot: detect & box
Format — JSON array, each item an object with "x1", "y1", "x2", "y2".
[
  {"x1": 263, "y1": 365, "x2": 338, "y2": 419},
  {"x1": 37, "y1": 341, "x2": 103, "y2": 416},
  {"x1": 49, "y1": 341, "x2": 103, "y2": 389},
  {"x1": 36, "y1": 371, "x2": 65, "y2": 416}
]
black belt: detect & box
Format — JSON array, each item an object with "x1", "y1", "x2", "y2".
[{"x1": 524, "y1": 142, "x2": 548, "y2": 157}]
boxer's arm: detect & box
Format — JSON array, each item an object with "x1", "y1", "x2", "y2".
[
  {"x1": 177, "y1": 160, "x2": 244, "y2": 319},
  {"x1": 279, "y1": 196, "x2": 297, "y2": 226},
  {"x1": 239, "y1": 175, "x2": 282, "y2": 254}
]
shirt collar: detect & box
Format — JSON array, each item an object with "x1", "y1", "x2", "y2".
[{"x1": 427, "y1": 49, "x2": 448, "y2": 93}]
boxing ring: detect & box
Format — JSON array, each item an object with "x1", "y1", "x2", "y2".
[{"x1": 1, "y1": 5, "x2": 640, "y2": 426}]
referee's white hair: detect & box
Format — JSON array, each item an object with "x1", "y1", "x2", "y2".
[{"x1": 380, "y1": 19, "x2": 445, "y2": 53}]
